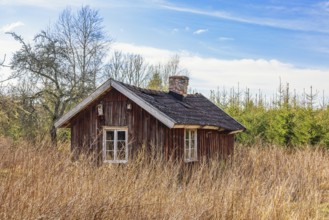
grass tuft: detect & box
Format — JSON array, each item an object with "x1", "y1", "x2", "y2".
[{"x1": 1, "y1": 138, "x2": 329, "y2": 219}]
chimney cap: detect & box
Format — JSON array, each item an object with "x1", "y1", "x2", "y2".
[{"x1": 169, "y1": 75, "x2": 189, "y2": 80}]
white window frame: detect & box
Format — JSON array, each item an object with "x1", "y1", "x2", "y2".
[
  {"x1": 103, "y1": 127, "x2": 128, "y2": 163},
  {"x1": 184, "y1": 129, "x2": 198, "y2": 162}
]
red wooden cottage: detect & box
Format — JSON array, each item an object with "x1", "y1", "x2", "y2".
[{"x1": 55, "y1": 76, "x2": 245, "y2": 163}]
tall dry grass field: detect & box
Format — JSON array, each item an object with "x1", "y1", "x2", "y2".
[{"x1": 1, "y1": 137, "x2": 329, "y2": 219}]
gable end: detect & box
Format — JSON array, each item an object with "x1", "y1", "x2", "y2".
[
  {"x1": 54, "y1": 80, "x2": 112, "y2": 128},
  {"x1": 111, "y1": 80, "x2": 176, "y2": 128},
  {"x1": 54, "y1": 79, "x2": 177, "y2": 128}
]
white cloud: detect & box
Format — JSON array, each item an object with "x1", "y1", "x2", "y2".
[
  {"x1": 162, "y1": 4, "x2": 329, "y2": 33},
  {"x1": 218, "y1": 37, "x2": 234, "y2": 41},
  {"x1": 193, "y1": 29, "x2": 208, "y2": 35},
  {"x1": 111, "y1": 41, "x2": 329, "y2": 100},
  {"x1": 180, "y1": 56, "x2": 328, "y2": 96},
  {"x1": 3, "y1": 37, "x2": 329, "y2": 102},
  {"x1": 1, "y1": 21, "x2": 24, "y2": 32},
  {"x1": 111, "y1": 42, "x2": 175, "y2": 64}
]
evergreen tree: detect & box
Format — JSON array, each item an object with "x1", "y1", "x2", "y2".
[{"x1": 147, "y1": 72, "x2": 162, "y2": 90}]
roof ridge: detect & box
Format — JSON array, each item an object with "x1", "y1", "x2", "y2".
[
  {"x1": 56, "y1": 78, "x2": 246, "y2": 132},
  {"x1": 116, "y1": 80, "x2": 199, "y2": 97},
  {"x1": 116, "y1": 81, "x2": 163, "y2": 93}
]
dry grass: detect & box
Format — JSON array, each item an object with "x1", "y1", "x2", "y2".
[{"x1": 1, "y1": 138, "x2": 329, "y2": 219}]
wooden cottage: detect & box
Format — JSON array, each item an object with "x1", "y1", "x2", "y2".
[{"x1": 55, "y1": 76, "x2": 245, "y2": 163}]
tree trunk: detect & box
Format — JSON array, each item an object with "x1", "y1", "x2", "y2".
[{"x1": 50, "y1": 124, "x2": 57, "y2": 146}]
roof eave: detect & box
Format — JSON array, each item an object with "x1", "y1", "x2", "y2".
[
  {"x1": 228, "y1": 129, "x2": 245, "y2": 134},
  {"x1": 172, "y1": 125, "x2": 245, "y2": 133}
]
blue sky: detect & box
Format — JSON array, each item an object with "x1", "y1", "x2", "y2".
[{"x1": 1, "y1": 0, "x2": 329, "y2": 102}]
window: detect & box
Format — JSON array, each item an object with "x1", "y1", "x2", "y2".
[
  {"x1": 103, "y1": 127, "x2": 128, "y2": 163},
  {"x1": 184, "y1": 129, "x2": 197, "y2": 162}
]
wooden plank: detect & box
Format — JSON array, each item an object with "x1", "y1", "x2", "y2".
[
  {"x1": 55, "y1": 80, "x2": 112, "y2": 128},
  {"x1": 55, "y1": 79, "x2": 177, "y2": 129},
  {"x1": 111, "y1": 80, "x2": 176, "y2": 128},
  {"x1": 69, "y1": 84, "x2": 237, "y2": 163}
]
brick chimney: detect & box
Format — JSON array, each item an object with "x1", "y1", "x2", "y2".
[{"x1": 169, "y1": 76, "x2": 189, "y2": 96}]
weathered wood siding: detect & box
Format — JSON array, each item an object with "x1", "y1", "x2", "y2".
[
  {"x1": 197, "y1": 130, "x2": 234, "y2": 160},
  {"x1": 70, "y1": 88, "x2": 234, "y2": 162}
]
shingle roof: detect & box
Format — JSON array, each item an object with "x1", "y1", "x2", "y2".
[
  {"x1": 116, "y1": 81, "x2": 245, "y2": 131},
  {"x1": 55, "y1": 78, "x2": 245, "y2": 132}
]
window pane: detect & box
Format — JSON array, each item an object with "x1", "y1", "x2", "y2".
[
  {"x1": 185, "y1": 140, "x2": 189, "y2": 149},
  {"x1": 117, "y1": 131, "x2": 126, "y2": 141},
  {"x1": 117, "y1": 150, "x2": 126, "y2": 160},
  {"x1": 106, "y1": 141, "x2": 114, "y2": 151},
  {"x1": 185, "y1": 130, "x2": 189, "y2": 140},
  {"x1": 106, "y1": 131, "x2": 114, "y2": 140},
  {"x1": 184, "y1": 129, "x2": 197, "y2": 161},
  {"x1": 191, "y1": 140, "x2": 195, "y2": 148},
  {"x1": 117, "y1": 141, "x2": 126, "y2": 151},
  {"x1": 190, "y1": 148, "x2": 196, "y2": 159},
  {"x1": 184, "y1": 149, "x2": 189, "y2": 160},
  {"x1": 117, "y1": 140, "x2": 126, "y2": 160},
  {"x1": 191, "y1": 130, "x2": 195, "y2": 139},
  {"x1": 106, "y1": 150, "x2": 114, "y2": 161},
  {"x1": 103, "y1": 128, "x2": 128, "y2": 162}
]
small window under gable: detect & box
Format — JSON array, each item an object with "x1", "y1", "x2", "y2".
[
  {"x1": 103, "y1": 127, "x2": 128, "y2": 163},
  {"x1": 184, "y1": 129, "x2": 198, "y2": 162}
]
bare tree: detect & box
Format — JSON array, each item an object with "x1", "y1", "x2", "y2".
[
  {"x1": 104, "y1": 53, "x2": 189, "y2": 89},
  {"x1": 0, "y1": 55, "x2": 16, "y2": 83},
  {"x1": 55, "y1": 6, "x2": 110, "y2": 96},
  {"x1": 104, "y1": 51, "x2": 124, "y2": 81},
  {"x1": 148, "y1": 55, "x2": 189, "y2": 90},
  {"x1": 9, "y1": 6, "x2": 110, "y2": 144},
  {"x1": 104, "y1": 51, "x2": 150, "y2": 87}
]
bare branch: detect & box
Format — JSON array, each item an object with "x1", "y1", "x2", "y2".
[
  {"x1": 0, "y1": 54, "x2": 5, "y2": 66},
  {"x1": 8, "y1": 6, "x2": 110, "y2": 143}
]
